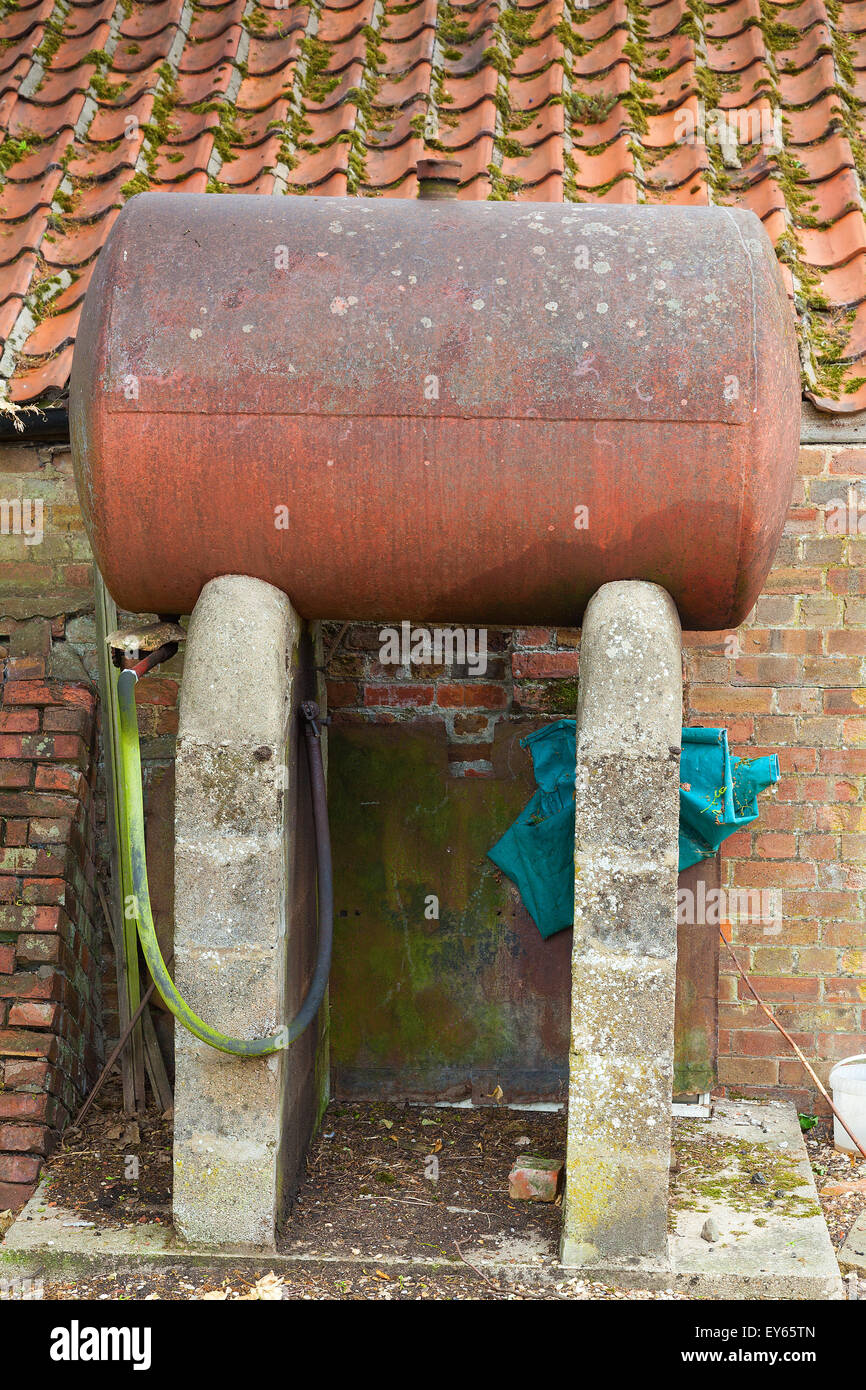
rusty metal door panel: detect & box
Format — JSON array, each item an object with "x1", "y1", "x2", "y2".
[
  {"x1": 328, "y1": 720, "x2": 718, "y2": 1103},
  {"x1": 328, "y1": 720, "x2": 571, "y2": 1104}
]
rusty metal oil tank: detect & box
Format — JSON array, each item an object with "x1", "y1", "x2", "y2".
[{"x1": 71, "y1": 194, "x2": 800, "y2": 630}]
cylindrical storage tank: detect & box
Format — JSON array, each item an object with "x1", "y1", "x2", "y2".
[{"x1": 71, "y1": 194, "x2": 799, "y2": 630}]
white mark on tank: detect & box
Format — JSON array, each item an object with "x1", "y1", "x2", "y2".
[
  {"x1": 472, "y1": 299, "x2": 484, "y2": 311},
  {"x1": 635, "y1": 379, "x2": 653, "y2": 402},
  {"x1": 242, "y1": 324, "x2": 253, "y2": 333},
  {"x1": 532, "y1": 246, "x2": 545, "y2": 256},
  {"x1": 420, "y1": 316, "x2": 432, "y2": 328},
  {"x1": 593, "y1": 261, "x2": 610, "y2": 274},
  {"x1": 496, "y1": 277, "x2": 506, "y2": 284},
  {"x1": 575, "y1": 354, "x2": 599, "y2": 382},
  {"x1": 330, "y1": 297, "x2": 349, "y2": 315},
  {"x1": 596, "y1": 302, "x2": 608, "y2": 314},
  {"x1": 329, "y1": 221, "x2": 343, "y2": 233},
  {"x1": 545, "y1": 302, "x2": 558, "y2": 312},
  {"x1": 189, "y1": 328, "x2": 202, "y2": 340}
]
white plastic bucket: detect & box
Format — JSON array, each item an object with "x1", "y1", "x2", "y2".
[{"x1": 828, "y1": 1053, "x2": 866, "y2": 1154}]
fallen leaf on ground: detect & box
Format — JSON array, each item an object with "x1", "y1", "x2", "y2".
[{"x1": 240, "y1": 1271, "x2": 284, "y2": 1301}]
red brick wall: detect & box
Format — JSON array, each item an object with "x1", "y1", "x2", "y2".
[
  {"x1": 0, "y1": 676, "x2": 101, "y2": 1210},
  {"x1": 687, "y1": 444, "x2": 866, "y2": 1112},
  {"x1": 325, "y1": 622, "x2": 580, "y2": 775},
  {"x1": 0, "y1": 442, "x2": 92, "y2": 623}
]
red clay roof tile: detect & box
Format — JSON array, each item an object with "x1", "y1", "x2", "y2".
[{"x1": 1, "y1": 0, "x2": 866, "y2": 409}]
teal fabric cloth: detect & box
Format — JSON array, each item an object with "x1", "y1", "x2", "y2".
[
  {"x1": 678, "y1": 727, "x2": 779, "y2": 871},
  {"x1": 488, "y1": 721, "x2": 779, "y2": 939}
]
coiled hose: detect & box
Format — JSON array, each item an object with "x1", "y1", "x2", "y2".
[{"x1": 116, "y1": 668, "x2": 332, "y2": 1056}]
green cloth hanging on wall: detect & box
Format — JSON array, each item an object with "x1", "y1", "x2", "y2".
[{"x1": 488, "y1": 721, "x2": 779, "y2": 940}]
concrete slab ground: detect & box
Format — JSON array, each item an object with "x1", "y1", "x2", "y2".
[
  {"x1": 0, "y1": 1101, "x2": 844, "y2": 1299},
  {"x1": 667, "y1": 1100, "x2": 844, "y2": 1300}
]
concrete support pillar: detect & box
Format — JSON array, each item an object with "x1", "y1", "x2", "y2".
[
  {"x1": 172, "y1": 574, "x2": 327, "y2": 1249},
  {"x1": 561, "y1": 581, "x2": 682, "y2": 1269}
]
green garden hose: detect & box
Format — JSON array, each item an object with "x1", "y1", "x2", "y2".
[{"x1": 116, "y1": 668, "x2": 332, "y2": 1057}]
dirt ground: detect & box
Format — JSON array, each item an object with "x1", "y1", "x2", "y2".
[
  {"x1": 804, "y1": 1121, "x2": 866, "y2": 1256},
  {"x1": 2, "y1": 1082, "x2": 862, "y2": 1300},
  {"x1": 286, "y1": 1097, "x2": 566, "y2": 1260}
]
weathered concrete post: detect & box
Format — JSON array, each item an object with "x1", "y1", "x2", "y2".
[
  {"x1": 561, "y1": 580, "x2": 682, "y2": 1270},
  {"x1": 172, "y1": 574, "x2": 327, "y2": 1249}
]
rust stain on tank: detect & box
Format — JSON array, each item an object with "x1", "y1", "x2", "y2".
[{"x1": 70, "y1": 194, "x2": 800, "y2": 630}]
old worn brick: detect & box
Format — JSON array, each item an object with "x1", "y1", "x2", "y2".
[
  {"x1": 7, "y1": 1000, "x2": 59, "y2": 1029},
  {"x1": 0, "y1": 1122, "x2": 47, "y2": 1153},
  {"x1": 3, "y1": 1059, "x2": 50, "y2": 1089},
  {"x1": 363, "y1": 684, "x2": 434, "y2": 707},
  {"x1": 436, "y1": 684, "x2": 508, "y2": 709},
  {"x1": 512, "y1": 651, "x2": 580, "y2": 678},
  {"x1": 0, "y1": 1152, "x2": 41, "y2": 1182},
  {"x1": 508, "y1": 1157, "x2": 563, "y2": 1202}
]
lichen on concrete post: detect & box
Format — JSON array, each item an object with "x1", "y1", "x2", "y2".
[
  {"x1": 561, "y1": 580, "x2": 682, "y2": 1270},
  {"x1": 172, "y1": 574, "x2": 326, "y2": 1249}
]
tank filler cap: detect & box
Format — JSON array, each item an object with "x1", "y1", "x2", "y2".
[{"x1": 106, "y1": 618, "x2": 186, "y2": 669}]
